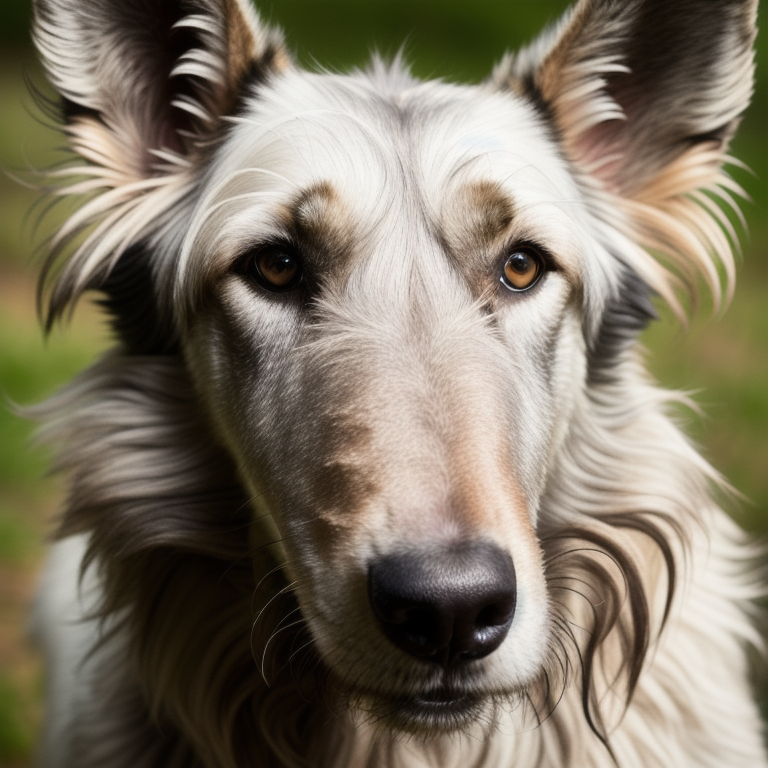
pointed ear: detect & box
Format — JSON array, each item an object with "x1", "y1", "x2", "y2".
[
  {"x1": 34, "y1": 0, "x2": 289, "y2": 178},
  {"x1": 491, "y1": 0, "x2": 758, "y2": 307},
  {"x1": 33, "y1": 0, "x2": 290, "y2": 324}
]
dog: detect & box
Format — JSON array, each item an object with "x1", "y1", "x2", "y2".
[{"x1": 28, "y1": 0, "x2": 765, "y2": 765}]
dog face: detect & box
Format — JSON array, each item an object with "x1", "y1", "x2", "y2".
[
  {"x1": 34, "y1": 0, "x2": 757, "y2": 743},
  {"x1": 180, "y1": 74, "x2": 608, "y2": 728}
]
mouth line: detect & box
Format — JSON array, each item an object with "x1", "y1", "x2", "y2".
[
  {"x1": 412, "y1": 687, "x2": 474, "y2": 706},
  {"x1": 349, "y1": 685, "x2": 490, "y2": 734}
]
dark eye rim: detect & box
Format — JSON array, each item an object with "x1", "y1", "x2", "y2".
[
  {"x1": 499, "y1": 244, "x2": 549, "y2": 293},
  {"x1": 240, "y1": 242, "x2": 305, "y2": 293}
]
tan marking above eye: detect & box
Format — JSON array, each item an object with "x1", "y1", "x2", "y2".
[
  {"x1": 249, "y1": 245, "x2": 303, "y2": 291},
  {"x1": 501, "y1": 248, "x2": 543, "y2": 292}
]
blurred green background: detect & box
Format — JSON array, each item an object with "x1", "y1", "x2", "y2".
[{"x1": 0, "y1": 0, "x2": 766, "y2": 764}]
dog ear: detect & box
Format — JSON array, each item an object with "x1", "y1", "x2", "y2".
[
  {"x1": 34, "y1": 0, "x2": 288, "y2": 177},
  {"x1": 34, "y1": 0, "x2": 289, "y2": 325},
  {"x1": 491, "y1": 0, "x2": 757, "y2": 307}
]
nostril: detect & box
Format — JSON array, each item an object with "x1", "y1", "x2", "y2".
[
  {"x1": 383, "y1": 605, "x2": 453, "y2": 658},
  {"x1": 475, "y1": 596, "x2": 516, "y2": 628},
  {"x1": 368, "y1": 540, "x2": 516, "y2": 667}
]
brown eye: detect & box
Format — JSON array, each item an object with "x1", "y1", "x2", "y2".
[
  {"x1": 247, "y1": 244, "x2": 303, "y2": 292},
  {"x1": 501, "y1": 248, "x2": 544, "y2": 292}
]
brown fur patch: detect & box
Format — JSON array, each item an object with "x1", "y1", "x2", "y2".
[
  {"x1": 446, "y1": 180, "x2": 515, "y2": 251},
  {"x1": 446, "y1": 422, "x2": 535, "y2": 544},
  {"x1": 440, "y1": 180, "x2": 515, "y2": 295},
  {"x1": 310, "y1": 414, "x2": 377, "y2": 517},
  {"x1": 285, "y1": 182, "x2": 357, "y2": 281}
]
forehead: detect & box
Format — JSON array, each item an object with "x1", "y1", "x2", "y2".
[{"x1": 211, "y1": 68, "x2": 582, "y2": 231}]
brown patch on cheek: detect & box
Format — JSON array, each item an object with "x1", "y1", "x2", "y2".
[
  {"x1": 312, "y1": 462, "x2": 378, "y2": 525},
  {"x1": 303, "y1": 416, "x2": 380, "y2": 553},
  {"x1": 441, "y1": 180, "x2": 515, "y2": 296}
]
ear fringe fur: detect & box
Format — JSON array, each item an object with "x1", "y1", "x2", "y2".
[
  {"x1": 597, "y1": 148, "x2": 747, "y2": 317},
  {"x1": 32, "y1": 0, "x2": 288, "y2": 329}
]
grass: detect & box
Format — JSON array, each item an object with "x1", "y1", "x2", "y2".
[
  {"x1": 0, "y1": 0, "x2": 766, "y2": 763},
  {"x1": 643, "y1": 274, "x2": 768, "y2": 537},
  {"x1": 0, "y1": 51, "x2": 109, "y2": 765}
]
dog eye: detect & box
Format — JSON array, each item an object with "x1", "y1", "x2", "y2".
[
  {"x1": 246, "y1": 244, "x2": 303, "y2": 292},
  {"x1": 500, "y1": 247, "x2": 544, "y2": 292}
]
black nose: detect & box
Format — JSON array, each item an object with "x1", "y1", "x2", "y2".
[{"x1": 368, "y1": 541, "x2": 516, "y2": 668}]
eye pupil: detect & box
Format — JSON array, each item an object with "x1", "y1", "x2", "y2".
[
  {"x1": 262, "y1": 251, "x2": 296, "y2": 283},
  {"x1": 507, "y1": 252, "x2": 531, "y2": 274},
  {"x1": 502, "y1": 248, "x2": 543, "y2": 291},
  {"x1": 247, "y1": 245, "x2": 303, "y2": 291}
]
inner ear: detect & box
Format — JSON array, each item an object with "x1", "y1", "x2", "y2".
[
  {"x1": 491, "y1": 0, "x2": 757, "y2": 197},
  {"x1": 110, "y1": 1, "x2": 205, "y2": 158},
  {"x1": 35, "y1": 0, "x2": 290, "y2": 174}
]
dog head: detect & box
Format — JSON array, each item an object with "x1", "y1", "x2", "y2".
[{"x1": 35, "y1": 0, "x2": 757, "y2": 749}]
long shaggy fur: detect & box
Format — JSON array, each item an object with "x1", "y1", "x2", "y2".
[{"x1": 28, "y1": 1, "x2": 766, "y2": 766}]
